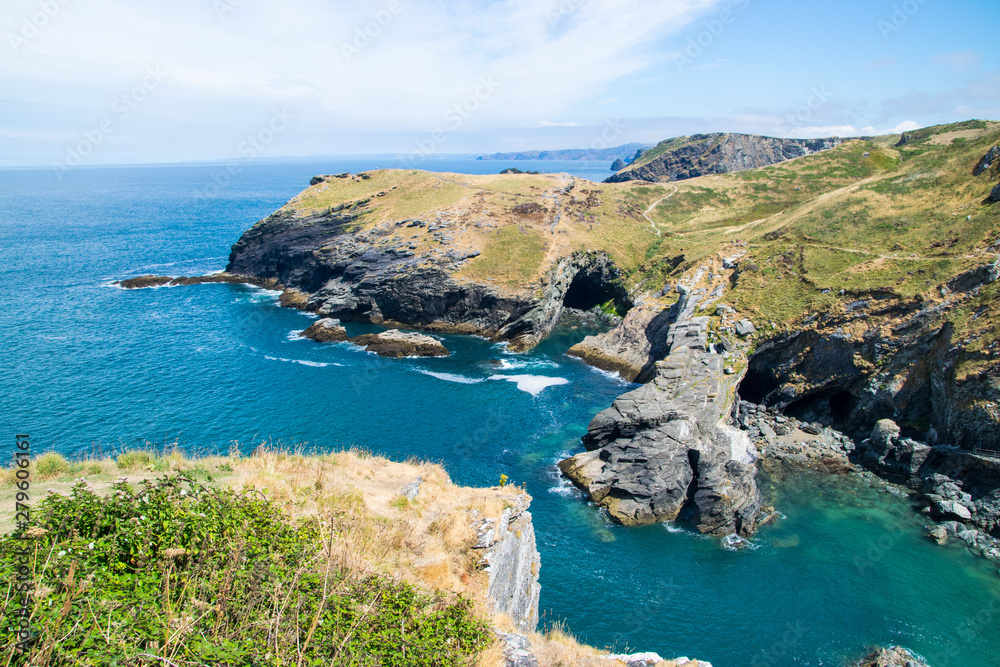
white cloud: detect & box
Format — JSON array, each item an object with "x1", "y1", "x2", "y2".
[
  {"x1": 932, "y1": 50, "x2": 982, "y2": 71},
  {"x1": 885, "y1": 120, "x2": 921, "y2": 134},
  {"x1": 0, "y1": 0, "x2": 727, "y2": 128}
]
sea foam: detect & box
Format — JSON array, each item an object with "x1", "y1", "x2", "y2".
[{"x1": 488, "y1": 374, "x2": 570, "y2": 396}]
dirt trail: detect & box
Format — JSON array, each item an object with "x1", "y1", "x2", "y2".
[{"x1": 642, "y1": 185, "x2": 679, "y2": 237}]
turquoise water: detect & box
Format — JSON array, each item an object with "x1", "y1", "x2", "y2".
[{"x1": 2, "y1": 161, "x2": 998, "y2": 666}]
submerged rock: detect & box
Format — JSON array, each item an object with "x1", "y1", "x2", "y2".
[
  {"x1": 856, "y1": 645, "x2": 930, "y2": 667},
  {"x1": 348, "y1": 329, "x2": 449, "y2": 358}
]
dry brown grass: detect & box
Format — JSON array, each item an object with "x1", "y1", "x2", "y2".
[{"x1": 1, "y1": 447, "x2": 709, "y2": 666}]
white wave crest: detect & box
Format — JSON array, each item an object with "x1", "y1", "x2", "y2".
[{"x1": 488, "y1": 374, "x2": 570, "y2": 396}]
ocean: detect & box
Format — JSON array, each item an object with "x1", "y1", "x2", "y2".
[{"x1": 1, "y1": 157, "x2": 997, "y2": 666}]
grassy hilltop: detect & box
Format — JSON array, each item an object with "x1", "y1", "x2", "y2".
[{"x1": 274, "y1": 121, "x2": 999, "y2": 360}]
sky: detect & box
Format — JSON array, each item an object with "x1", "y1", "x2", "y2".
[{"x1": 1, "y1": 0, "x2": 999, "y2": 167}]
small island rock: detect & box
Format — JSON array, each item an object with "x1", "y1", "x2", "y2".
[
  {"x1": 300, "y1": 318, "x2": 348, "y2": 343},
  {"x1": 349, "y1": 329, "x2": 449, "y2": 358}
]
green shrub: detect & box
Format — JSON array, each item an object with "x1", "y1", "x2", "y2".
[
  {"x1": 115, "y1": 449, "x2": 154, "y2": 470},
  {"x1": 34, "y1": 452, "x2": 69, "y2": 478},
  {"x1": 0, "y1": 475, "x2": 489, "y2": 666}
]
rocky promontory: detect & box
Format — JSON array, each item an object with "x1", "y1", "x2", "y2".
[
  {"x1": 559, "y1": 309, "x2": 762, "y2": 535},
  {"x1": 606, "y1": 133, "x2": 850, "y2": 183}
]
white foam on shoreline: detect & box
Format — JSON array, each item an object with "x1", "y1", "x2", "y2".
[
  {"x1": 496, "y1": 358, "x2": 559, "y2": 371},
  {"x1": 584, "y1": 364, "x2": 633, "y2": 385},
  {"x1": 417, "y1": 370, "x2": 485, "y2": 384},
  {"x1": 488, "y1": 374, "x2": 569, "y2": 396}
]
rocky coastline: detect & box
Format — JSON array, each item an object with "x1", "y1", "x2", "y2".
[{"x1": 605, "y1": 133, "x2": 851, "y2": 183}]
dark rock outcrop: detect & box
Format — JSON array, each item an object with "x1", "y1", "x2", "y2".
[
  {"x1": 610, "y1": 158, "x2": 626, "y2": 171},
  {"x1": 991, "y1": 182, "x2": 1000, "y2": 203},
  {"x1": 605, "y1": 133, "x2": 848, "y2": 184},
  {"x1": 118, "y1": 272, "x2": 284, "y2": 292},
  {"x1": 226, "y1": 199, "x2": 629, "y2": 351},
  {"x1": 559, "y1": 316, "x2": 762, "y2": 536},
  {"x1": 973, "y1": 144, "x2": 999, "y2": 176},
  {"x1": 856, "y1": 419, "x2": 932, "y2": 483},
  {"x1": 566, "y1": 300, "x2": 673, "y2": 383},
  {"x1": 945, "y1": 260, "x2": 1000, "y2": 292},
  {"x1": 741, "y1": 315, "x2": 1000, "y2": 451}
]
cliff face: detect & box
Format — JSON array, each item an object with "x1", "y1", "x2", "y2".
[
  {"x1": 559, "y1": 275, "x2": 763, "y2": 536},
  {"x1": 605, "y1": 133, "x2": 848, "y2": 183},
  {"x1": 225, "y1": 177, "x2": 631, "y2": 352},
  {"x1": 740, "y1": 262, "x2": 1000, "y2": 450},
  {"x1": 474, "y1": 494, "x2": 541, "y2": 633}
]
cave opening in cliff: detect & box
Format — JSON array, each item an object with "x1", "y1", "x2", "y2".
[
  {"x1": 737, "y1": 361, "x2": 857, "y2": 429},
  {"x1": 562, "y1": 268, "x2": 633, "y2": 315},
  {"x1": 783, "y1": 389, "x2": 856, "y2": 428}
]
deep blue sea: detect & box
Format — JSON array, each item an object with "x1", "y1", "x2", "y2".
[{"x1": 1, "y1": 158, "x2": 998, "y2": 667}]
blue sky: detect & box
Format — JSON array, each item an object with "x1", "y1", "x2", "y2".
[{"x1": 1, "y1": 0, "x2": 998, "y2": 166}]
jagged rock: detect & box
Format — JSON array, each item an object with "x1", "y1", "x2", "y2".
[
  {"x1": 606, "y1": 133, "x2": 848, "y2": 184},
  {"x1": 227, "y1": 200, "x2": 630, "y2": 351},
  {"x1": 991, "y1": 182, "x2": 1000, "y2": 203},
  {"x1": 741, "y1": 315, "x2": 1000, "y2": 452},
  {"x1": 483, "y1": 495, "x2": 540, "y2": 633},
  {"x1": 603, "y1": 652, "x2": 666, "y2": 666},
  {"x1": 559, "y1": 317, "x2": 762, "y2": 536},
  {"x1": 945, "y1": 260, "x2": 1000, "y2": 292},
  {"x1": 857, "y1": 419, "x2": 931, "y2": 483},
  {"x1": 300, "y1": 318, "x2": 348, "y2": 343},
  {"x1": 925, "y1": 524, "x2": 949, "y2": 544},
  {"x1": 973, "y1": 145, "x2": 999, "y2": 176},
  {"x1": 348, "y1": 329, "x2": 449, "y2": 358},
  {"x1": 309, "y1": 175, "x2": 326, "y2": 185},
  {"x1": 496, "y1": 632, "x2": 538, "y2": 667},
  {"x1": 856, "y1": 645, "x2": 930, "y2": 667},
  {"x1": 399, "y1": 477, "x2": 421, "y2": 500},
  {"x1": 935, "y1": 498, "x2": 973, "y2": 521},
  {"x1": 567, "y1": 300, "x2": 674, "y2": 382},
  {"x1": 118, "y1": 275, "x2": 174, "y2": 289},
  {"x1": 735, "y1": 320, "x2": 755, "y2": 337}
]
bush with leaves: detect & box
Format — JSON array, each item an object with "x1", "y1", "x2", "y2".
[{"x1": 0, "y1": 475, "x2": 489, "y2": 666}]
